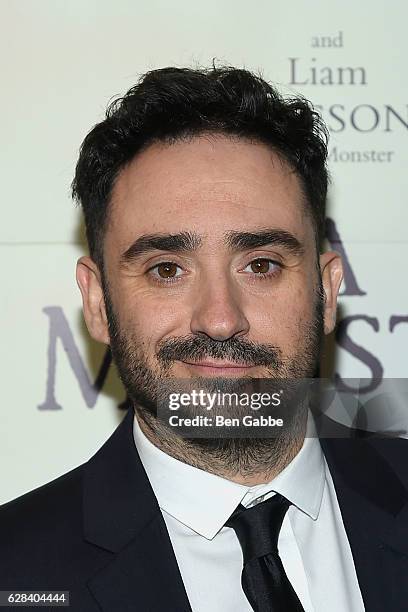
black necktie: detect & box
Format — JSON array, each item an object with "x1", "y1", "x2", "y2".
[{"x1": 225, "y1": 493, "x2": 305, "y2": 612}]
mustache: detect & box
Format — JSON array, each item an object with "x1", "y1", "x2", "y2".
[{"x1": 156, "y1": 335, "x2": 283, "y2": 368}]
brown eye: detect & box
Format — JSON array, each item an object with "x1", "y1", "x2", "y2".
[
  {"x1": 249, "y1": 258, "x2": 272, "y2": 274},
  {"x1": 156, "y1": 262, "x2": 179, "y2": 278},
  {"x1": 242, "y1": 258, "x2": 281, "y2": 280}
]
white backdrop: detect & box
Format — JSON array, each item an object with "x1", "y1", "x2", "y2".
[{"x1": 1, "y1": 0, "x2": 407, "y2": 503}]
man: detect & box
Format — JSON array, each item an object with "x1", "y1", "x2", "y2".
[{"x1": 1, "y1": 66, "x2": 407, "y2": 612}]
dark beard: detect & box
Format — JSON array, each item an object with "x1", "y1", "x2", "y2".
[{"x1": 102, "y1": 274, "x2": 325, "y2": 478}]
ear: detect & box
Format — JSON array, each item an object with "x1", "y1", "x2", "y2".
[
  {"x1": 319, "y1": 251, "x2": 344, "y2": 335},
  {"x1": 76, "y1": 256, "x2": 110, "y2": 345}
]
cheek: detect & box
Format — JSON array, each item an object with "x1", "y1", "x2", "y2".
[
  {"x1": 118, "y1": 291, "x2": 189, "y2": 346},
  {"x1": 248, "y1": 282, "x2": 315, "y2": 342}
]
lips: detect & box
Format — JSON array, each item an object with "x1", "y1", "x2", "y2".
[{"x1": 181, "y1": 360, "x2": 252, "y2": 368}]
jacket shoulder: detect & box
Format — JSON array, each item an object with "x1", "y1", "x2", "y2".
[
  {"x1": 0, "y1": 464, "x2": 86, "y2": 571},
  {"x1": 0, "y1": 463, "x2": 85, "y2": 527},
  {"x1": 0, "y1": 464, "x2": 112, "y2": 606}
]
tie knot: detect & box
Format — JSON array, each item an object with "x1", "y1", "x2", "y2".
[{"x1": 225, "y1": 493, "x2": 291, "y2": 562}]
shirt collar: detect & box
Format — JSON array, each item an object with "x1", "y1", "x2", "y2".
[{"x1": 133, "y1": 412, "x2": 325, "y2": 540}]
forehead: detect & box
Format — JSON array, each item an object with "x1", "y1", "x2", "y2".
[{"x1": 107, "y1": 134, "x2": 313, "y2": 251}]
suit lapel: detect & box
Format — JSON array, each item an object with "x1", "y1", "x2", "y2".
[
  {"x1": 82, "y1": 407, "x2": 192, "y2": 612},
  {"x1": 318, "y1": 416, "x2": 408, "y2": 612},
  {"x1": 86, "y1": 516, "x2": 193, "y2": 611}
]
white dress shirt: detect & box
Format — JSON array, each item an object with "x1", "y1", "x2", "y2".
[{"x1": 133, "y1": 414, "x2": 365, "y2": 612}]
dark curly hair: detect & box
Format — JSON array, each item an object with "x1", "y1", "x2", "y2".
[{"x1": 72, "y1": 65, "x2": 329, "y2": 274}]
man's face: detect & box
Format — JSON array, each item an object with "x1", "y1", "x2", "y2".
[{"x1": 77, "y1": 134, "x2": 343, "y2": 425}]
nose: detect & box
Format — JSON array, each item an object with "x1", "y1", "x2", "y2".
[{"x1": 189, "y1": 272, "x2": 250, "y2": 341}]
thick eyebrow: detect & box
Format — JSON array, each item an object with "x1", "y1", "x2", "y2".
[
  {"x1": 119, "y1": 231, "x2": 202, "y2": 266},
  {"x1": 224, "y1": 228, "x2": 304, "y2": 256},
  {"x1": 119, "y1": 227, "x2": 304, "y2": 267}
]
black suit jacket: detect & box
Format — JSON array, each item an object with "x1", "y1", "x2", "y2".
[{"x1": 1, "y1": 406, "x2": 408, "y2": 612}]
